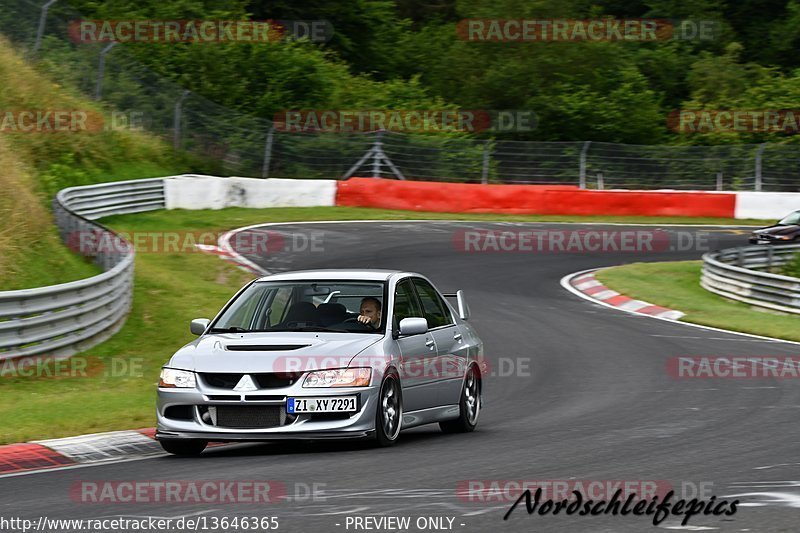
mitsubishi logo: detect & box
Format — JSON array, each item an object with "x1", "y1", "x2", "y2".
[{"x1": 233, "y1": 375, "x2": 258, "y2": 392}]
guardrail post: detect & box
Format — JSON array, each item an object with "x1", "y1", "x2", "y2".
[
  {"x1": 261, "y1": 126, "x2": 275, "y2": 178},
  {"x1": 33, "y1": 0, "x2": 58, "y2": 52},
  {"x1": 597, "y1": 172, "x2": 604, "y2": 190},
  {"x1": 767, "y1": 245, "x2": 774, "y2": 270},
  {"x1": 481, "y1": 140, "x2": 491, "y2": 184},
  {"x1": 173, "y1": 90, "x2": 190, "y2": 150},
  {"x1": 94, "y1": 42, "x2": 117, "y2": 101},
  {"x1": 716, "y1": 172, "x2": 723, "y2": 191},
  {"x1": 754, "y1": 143, "x2": 766, "y2": 191},
  {"x1": 579, "y1": 141, "x2": 591, "y2": 189}
]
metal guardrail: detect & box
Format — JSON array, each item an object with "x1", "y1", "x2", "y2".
[
  {"x1": 0, "y1": 178, "x2": 166, "y2": 361},
  {"x1": 701, "y1": 244, "x2": 800, "y2": 314}
]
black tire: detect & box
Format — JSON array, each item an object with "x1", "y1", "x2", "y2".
[
  {"x1": 374, "y1": 372, "x2": 403, "y2": 447},
  {"x1": 440, "y1": 364, "x2": 481, "y2": 434},
  {"x1": 160, "y1": 439, "x2": 207, "y2": 456}
]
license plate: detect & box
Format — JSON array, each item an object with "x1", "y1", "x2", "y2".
[{"x1": 287, "y1": 396, "x2": 358, "y2": 414}]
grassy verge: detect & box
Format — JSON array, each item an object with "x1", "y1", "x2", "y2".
[
  {"x1": 0, "y1": 207, "x2": 783, "y2": 443},
  {"x1": 102, "y1": 206, "x2": 774, "y2": 229},
  {"x1": 596, "y1": 261, "x2": 800, "y2": 343}
]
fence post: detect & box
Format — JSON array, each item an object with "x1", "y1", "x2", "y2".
[
  {"x1": 173, "y1": 90, "x2": 190, "y2": 150},
  {"x1": 33, "y1": 0, "x2": 58, "y2": 52},
  {"x1": 94, "y1": 42, "x2": 117, "y2": 100},
  {"x1": 716, "y1": 172, "x2": 723, "y2": 191},
  {"x1": 754, "y1": 143, "x2": 766, "y2": 192},
  {"x1": 261, "y1": 126, "x2": 275, "y2": 178},
  {"x1": 372, "y1": 130, "x2": 384, "y2": 177},
  {"x1": 597, "y1": 172, "x2": 604, "y2": 190},
  {"x1": 579, "y1": 141, "x2": 591, "y2": 189},
  {"x1": 481, "y1": 140, "x2": 491, "y2": 184}
]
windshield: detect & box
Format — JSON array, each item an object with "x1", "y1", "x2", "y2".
[
  {"x1": 778, "y1": 211, "x2": 800, "y2": 225},
  {"x1": 210, "y1": 281, "x2": 386, "y2": 334}
]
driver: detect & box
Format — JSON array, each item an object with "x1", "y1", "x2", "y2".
[{"x1": 356, "y1": 297, "x2": 382, "y2": 329}]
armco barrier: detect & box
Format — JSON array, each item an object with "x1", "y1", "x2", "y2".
[
  {"x1": 701, "y1": 244, "x2": 800, "y2": 314},
  {"x1": 0, "y1": 177, "x2": 168, "y2": 361},
  {"x1": 336, "y1": 178, "x2": 738, "y2": 217}
]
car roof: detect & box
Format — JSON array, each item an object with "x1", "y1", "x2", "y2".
[{"x1": 255, "y1": 269, "x2": 417, "y2": 282}]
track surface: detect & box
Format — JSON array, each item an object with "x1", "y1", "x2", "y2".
[{"x1": 3, "y1": 221, "x2": 800, "y2": 532}]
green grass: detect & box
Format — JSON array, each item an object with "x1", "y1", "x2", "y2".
[
  {"x1": 0, "y1": 207, "x2": 783, "y2": 443},
  {"x1": 0, "y1": 231, "x2": 101, "y2": 291},
  {"x1": 596, "y1": 261, "x2": 800, "y2": 342},
  {"x1": 102, "y1": 206, "x2": 774, "y2": 229}
]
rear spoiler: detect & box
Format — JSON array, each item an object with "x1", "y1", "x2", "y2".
[{"x1": 442, "y1": 290, "x2": 470, "y2": 320}]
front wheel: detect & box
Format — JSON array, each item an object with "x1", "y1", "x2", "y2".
[
  {"x1": 440, "y1": 364, "x2": 481, "y2": 433},
  {"x1": 160, "y1": 439, "x2": 207, "y2": 456},
  {"x1": 374, "y1": 372, "x2": 403, "y2": 447}
]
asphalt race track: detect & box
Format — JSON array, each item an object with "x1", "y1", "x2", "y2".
[{"x1": 3, "y1": 221, "x2": 800, "y2": 532}]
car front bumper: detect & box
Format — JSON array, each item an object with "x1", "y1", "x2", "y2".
[{"x1": 156, "y1": 385, "x2": 380, "y2": 442}]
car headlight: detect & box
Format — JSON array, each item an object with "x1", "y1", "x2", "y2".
[
  {"x1": 303, "y1": 368, "x2": 371, "y2": 388},
  {"x1": 159, "y1": 368, "x2": 196, "y2": 388},
  {"x1": 776, "y1": 235, "x2": 792, "y2": 240}
]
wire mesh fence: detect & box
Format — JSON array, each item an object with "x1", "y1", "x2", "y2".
[{"x1": 3, "y1": 0, "x2": 800, "y2": 191}]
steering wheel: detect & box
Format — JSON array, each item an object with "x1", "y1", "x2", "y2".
[{"x1": 343, "y1": 317, "x2": 362, "y2": 323}]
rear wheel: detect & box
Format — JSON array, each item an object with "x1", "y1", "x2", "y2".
[
  {"x1": 160, "y1": 439, "x2": 207, "y2": 456},
  {"x1": 374, "y1": 372, "x2": 402, "y2": 447},
  {"x1": 440, "y1": 364, "x2": 481, "y2": 433}
]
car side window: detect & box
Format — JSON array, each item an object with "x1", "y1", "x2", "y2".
[
  {"x1": 267, "y1": 287, "x2": 293, "y2": 326},
  {"x1": 412, "y1": 279, "x2": 453, "y2": 328},
  {"x1": 393, "y1": 280, "x2": 423, "y2": 326}
]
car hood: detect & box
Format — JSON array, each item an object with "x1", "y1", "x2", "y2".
[
  {"x1": 753, "y1": 224, "x2": 800, "y2": 236},
  {"x1": 169, "y1": 332, "x2": 383, "y2": 373}
]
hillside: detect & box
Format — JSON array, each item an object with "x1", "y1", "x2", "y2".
[{"x1": 0, "y1": 36, "x2": 192, "y2": 289}]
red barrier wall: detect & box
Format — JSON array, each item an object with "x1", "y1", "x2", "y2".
[{"x1": 336, "y1": 178, "x2": 736, "y2": 218}]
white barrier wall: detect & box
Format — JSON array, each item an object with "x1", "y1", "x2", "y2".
[
  {"x1": 164, "y1": 175, "x2": 337, "y2": 210},
  {"x1": 735, "y1": 192, "x2": 800, "y2": 220}
]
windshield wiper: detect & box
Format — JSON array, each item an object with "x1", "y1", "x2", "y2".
[{"x1": 208, "y1": 326, "x2": 251, "y2": 333}]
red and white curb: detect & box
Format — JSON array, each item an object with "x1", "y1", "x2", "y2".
[
  {"x1": 195, "y1": 243, "x2": 265, "y2": 276},
  {"x1": 567, "y1": 270, "x2": 685, "y2": 320},
  {"x1": 0, "y1": 428, "x2": 161, "y2": 477}
]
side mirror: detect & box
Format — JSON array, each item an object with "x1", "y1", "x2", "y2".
[
  {"x1": 398, "y1": 317, "x2": 428, "y2": 336},
  {"x1": 456, "y1": 290, "x2": 470, "y2": 320},
  {"x1": 190, "y1": 318, "x2": 211, "y2": 336}
]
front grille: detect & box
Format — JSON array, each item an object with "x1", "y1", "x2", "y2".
[
  {"x1": 253, "y1": 373, "x2": 303, "y2": 388},
  {"x1": 200, "y1": 373, "x2": 243, "y2": 389},
  {"x1": 212, "y1": 406, "x2": 285, "y2": 429},
  {"x1": 200, "y1": 372, "x2": 303, "y2": 390}
]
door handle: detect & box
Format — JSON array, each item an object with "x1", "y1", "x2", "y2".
[
  {"x1": 453, "y1": 333, "x2": 463, "y2": 341},
  {"x1": 425, "y1": 339, "x2": 435, "y2": 348}
]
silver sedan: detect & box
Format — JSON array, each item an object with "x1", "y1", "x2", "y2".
[{"x1": 156, "y1": 269, "x2": 484, "y2": 455}]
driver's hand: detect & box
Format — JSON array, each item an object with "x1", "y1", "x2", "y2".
[{"x1": 357, "y1": 315, "x2": 371, "y2": 325}]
